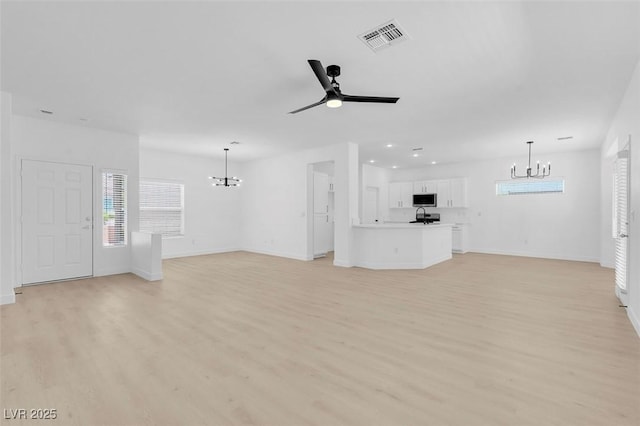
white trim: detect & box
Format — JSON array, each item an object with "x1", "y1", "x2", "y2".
[
  {"x1": 600, "y1": 260, "x2": 615, "y2": 269},
  {"x1": 627, "y1": 307, "x2": 640, "y2": 339},
  {"x1": 354, "y1": 252, "x2": 452, "y2": 270},
  {"x1": 469, "y1": 248, "x2": 600, "y2": 263},
  {"x1": 333, "y1": 259, "x2": 353, "y2": 267},
  {"x1": 0, "y1": 291, "x2": 15, "y2": 305},
  {"x1": 242, "y1": 248, "x2": 310, "y2": 262},
  {"x1": 93, "y1": 266, "x2": 130, "y2": 277},
  {"x1": 131, "y1": 267, "x2": 163, "y2": 282},
  {"x1": 162, "y1": 247, "x2": 240, "y2": 260}
]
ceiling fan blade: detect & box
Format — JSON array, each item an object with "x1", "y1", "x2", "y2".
[
  {"x1": 288, "y1": 97, "x2": 327, "y2": 114},
  {"x1": 342, "y1": 95, "x2": 399, "y2": 104},
  {"x1": 308, "y1": 59, "x2": 336, "y2": 94}
]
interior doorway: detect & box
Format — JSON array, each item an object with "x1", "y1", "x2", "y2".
[
  {"x1": 309, "y1": 161, "x2": 335, "y2": 259},
  {"x1": 21, "y1": 159, "x2": 93, "y2": 285}
]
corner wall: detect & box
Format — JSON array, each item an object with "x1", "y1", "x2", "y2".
[
  {"x1": 139, "y1": 148, "x2": 242, "y2": 258},
  {"x1": 240, "y1": 142, "x2": 358, "y2": 266},
  {"x1": 10, "y1": 115, "x2": 139, "y2": 280},
  {"x1": 0, "y1": 92, "x2": 15, "y2": 304},
  {"x1": 601, "y1": 59, "x2": 640, "y2": 336},
  {"x1": 389, "y1": 149, "x2": 601, "y2": 263}
]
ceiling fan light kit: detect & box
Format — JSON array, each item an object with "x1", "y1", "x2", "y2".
[
  {"x1": 510, "y1": 141, "x2": 551, "y2": 179},
  {"x1": 289, "y1": 59, "x2": 399, "y2": 114},
  {"x1": 209, "y1": 148, "x2": 241, "y2": 187}
]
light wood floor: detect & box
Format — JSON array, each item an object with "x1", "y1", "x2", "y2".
[{"x1": 1, "y1": 252, "x2": 639, "y2": 425}]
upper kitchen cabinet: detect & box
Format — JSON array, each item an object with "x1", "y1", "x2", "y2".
[
  {"x1": 413, "y1": 180, "x2": 438, "y2": 194},
  {"x1": 436, "y1": 178, "x2": 468, "y2": 208},
  {"x1": 389, "y1": 181, "x2": 413, "y2": 208}
]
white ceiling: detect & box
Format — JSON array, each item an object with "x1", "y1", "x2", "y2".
[{"x1": 2, "y1": 1, "x2": 639, "y2": 168}]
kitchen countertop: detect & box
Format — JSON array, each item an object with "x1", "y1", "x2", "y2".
[{"x1": 353, "y1": 223, "x2": 454, "y2": 229}]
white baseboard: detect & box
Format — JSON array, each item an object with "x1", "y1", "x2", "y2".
[
  {"x1": 0, "y1": 292, "x2": 16, "y2": 305},
  {"x1": 93, "y1": 266, "x2": 131, "y2": 277},
  {"x1": 131, "y1": 267, "x2": 163, "y2": 282},
  {"x1": 354, "y1": 253, "x2": 451, "y2": 270},
  {"x1": 333, "y1": 259, "x2": 353, "y2": 268},
  {"x1": 627, "y1": 307, "x2": 640, "y2": 339},
  {"x1": 600, "y1": 260, "x2": 615, "y2": 269},
  {"x1": 162, "y1": 247, "x2": 240, "y2": 260},
  {"x1": 470, "y1": 247, "x2": 600, "y2": 263},
  {"x1": 242, "y1": 248, "x2": 309, "y2": 262}
]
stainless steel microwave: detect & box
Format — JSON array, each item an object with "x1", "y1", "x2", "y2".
[{"x1": 413, "y1": 193, "x2": 437, "y2": 207}]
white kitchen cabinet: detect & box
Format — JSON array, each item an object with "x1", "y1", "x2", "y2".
[
  {"x1": 434, "y1": 178, "x2": 468, "y2": 208},
  {"x1": 452, "y1": 224, "x2": 469, "y2": 253},
  {"x1": 413, "y1": 180, "x2": 438, "y2": 194},
  {"x1": 435, "y1": 180, "x2": 450, "y2": 207},
  {"x1": 313, "y1": 172, "x2": 329, "y2": 214},
  {"x1": 449, "y1": 178, "x2": 468, "y2": 208},
  {"x1": 389, "y1": 181, "x2": 413, "y2": 208}
]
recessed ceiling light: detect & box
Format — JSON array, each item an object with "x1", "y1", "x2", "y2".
[
  {"x1": 40, "y1": 109, "x2": 53, "y2": 115},
  {"x1": 386, "y1": 144, "x2": 393, "y2": 148},
  {"x1": 557, "y1": 136, "x2": 573, "y2": 141},
  {"x1": 431, "y1": 161, "x2": 437, "y2": 165},
  {"x1": 369, "y1": 160, "x2": 375, "y2": 163},
  {"x1": 412, "y1": 153, "x2": 419, "y2": 158},
  {"x1": 230, "y1": 141, "x2": 240, "y2": 145},
  {"x1": 392, "y1": 165, "x2": 398, "y2": 169}
]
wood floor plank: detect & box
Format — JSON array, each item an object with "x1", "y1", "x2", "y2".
[{"x1": 1, "y1": 252, "x2": 638, "y2": 425}]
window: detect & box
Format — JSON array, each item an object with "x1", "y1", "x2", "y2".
[
  {"x1": 496, "y1": 179, "x2": 564, "y2": 196},
  {"x1": 102, "y1": 172, "x2": 127, "y2": 247},
  {"x1": 139, "y1": 180, "x2": 184, "y2": 238}
]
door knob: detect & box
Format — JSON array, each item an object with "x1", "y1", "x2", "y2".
[{"x1": 619, "y1": 233, "x2": 628, "y2": 238}]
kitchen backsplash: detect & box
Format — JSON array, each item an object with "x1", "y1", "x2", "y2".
[{"x1": 385, "y1": 208, "x2": 469, "y2": 224}]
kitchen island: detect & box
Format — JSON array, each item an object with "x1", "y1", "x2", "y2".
[{"x1": 352, "y1": 223, "x2": 453, "y2": 269}]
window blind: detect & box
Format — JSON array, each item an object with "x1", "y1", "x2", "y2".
[
  {"x1": 139, "y1": 180, "x2": 184, "y2": 238},
  {"x1": 614, "y1": 152, "x2": 629, "y2": 292},
  {"x1": 102, "y1": 172, "x2": 127, "y2": 247},
  {"x1": 496, "y1": 179, "x2": 564, "y2": 196}
]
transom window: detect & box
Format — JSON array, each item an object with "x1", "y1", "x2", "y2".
[{"x1": 496, "y1": 179, "x2": 564, "y2": 196}]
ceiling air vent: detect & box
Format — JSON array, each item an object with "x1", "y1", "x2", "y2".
[{"x1": 358, "y1": 19, "x2": 409, "y2": 52}]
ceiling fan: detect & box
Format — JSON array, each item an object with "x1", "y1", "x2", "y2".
[{"x1": 289, "y1": 59, "x2": 400, "y2": 114}]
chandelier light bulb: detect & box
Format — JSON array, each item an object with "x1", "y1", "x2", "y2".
[{"x1": 510, "y1": 141, "x2": 551, "y2": 179}]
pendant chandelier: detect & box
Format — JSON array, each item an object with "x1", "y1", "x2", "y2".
[
  {"x1": 510, "y1": 141, "x2": 551, "y2": 179},
  {"x1": 209, "y1": 148, "x2": 241, "y2": 187}
]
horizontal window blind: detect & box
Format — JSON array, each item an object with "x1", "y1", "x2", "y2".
[
  {"x1": 103, "y1": 172, "x2": 127, "y2": 247},
  {"x1": 496, "y1": 179, "x2": 564, "y2": 196},
  {"x1": 614, "y1": 154, "x2": 628, "y2": 292},
  {"x1": 140, "y1": 180, "x2": 184, "y2": 238}
]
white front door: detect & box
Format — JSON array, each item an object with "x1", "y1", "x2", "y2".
[{"x1": 21, "y1": 160, "x2": 93, "y2": 285}]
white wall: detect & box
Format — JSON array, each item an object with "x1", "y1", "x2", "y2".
[
  {"x1": 139, "y1": 148, "x2": 242, "y2": 258},
  {"x1": 240, "y1": 142, "x2": 358, "y2": 266},
  {"x1": 10, "y1": 115, "x2": 139, "y2": 279},
  {"x1": 361, "y1": 164, "x2": 389, "y2": 223},
  {"x1": 601, "y1": 59, "x2": 640, "y2": 336},
  {"x1": 0, "y1": 92, "x2": 15, "y2": 304},
  {"x1": 387, "y1": 149, "x2": 601, "y2": 262}
]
